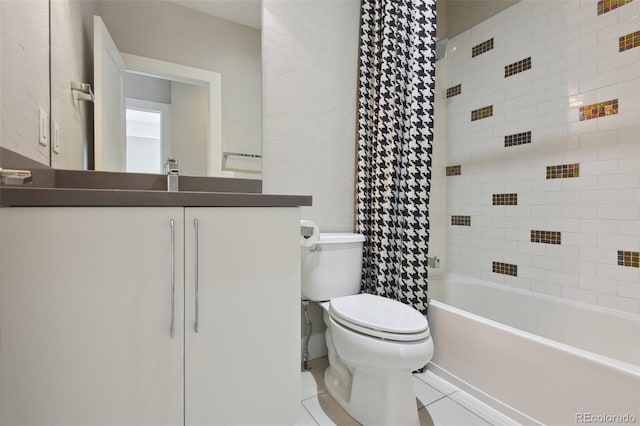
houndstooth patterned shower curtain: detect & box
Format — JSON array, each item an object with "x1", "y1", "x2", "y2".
[{"x1": 356, "y1": 0, "x2": 436, "y2": 315}]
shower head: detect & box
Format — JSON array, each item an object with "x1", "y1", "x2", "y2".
[{"x1": 435, "y1": 38, "x2": 448, "y2": 62}]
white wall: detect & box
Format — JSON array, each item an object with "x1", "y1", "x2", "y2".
[
  {"x1": 442, "y1": 0, "x2": 640, "y2": 313},
  {"x1": 262, "y1": 0, "x2": 360, "y2": 232},
  {"x1": 125, "y1": 73, "x2": 172, "y2": 105},
  {"x1": 443, "y1": 0, "x2": 519, "y2": 39},
  {"x1": 429, "y1": 59, "x2": 449, "y2": 278},
  {"x1": 171, "y1": 82, "x2": 209, "y2": 176},
  {"x1": 0, "y1": 0, "x2": 50, "y2": 166},
  {"x1": 50, "y1": 0, "x2": 98, "y2": 170},
  {"x1": 262, "y1": 0, "x2": 361, "y2": 356}
]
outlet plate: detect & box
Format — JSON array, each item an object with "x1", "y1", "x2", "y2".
[
  {"x1": 52, "y1": 120, "x2": 61, "y2": 154},
  {"x1": 38, "y1": 108, "x2": 48, "y2": 147}
]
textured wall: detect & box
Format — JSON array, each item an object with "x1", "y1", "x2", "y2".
[
  {"x1": 443, "y1": 0, "x2": 640, "y2": 313},
  {"x1": 262, "y1": 0, "x2": 361, "y2": 354},
  {"x1": 262, "y1": 0, "x2": 361, "y2": 232},
  {"x1": 50, "y1": 0, "x2": 98, "y2": 170},
  {"x1": 1, "y1": 0, "x2": 50, "y2": 165}
]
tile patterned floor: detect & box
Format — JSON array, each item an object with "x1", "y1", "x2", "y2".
[{"x1": 298, "y1": 357, "x2": 519, "y2": 426}]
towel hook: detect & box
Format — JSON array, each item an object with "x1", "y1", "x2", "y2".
[{"x1": 70, "y1": 82, "x2": 95, "y2": 103}]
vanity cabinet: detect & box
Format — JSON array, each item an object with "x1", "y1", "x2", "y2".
[{"x1": 0, "y1": 207, "x2": 300, "y2": 426}]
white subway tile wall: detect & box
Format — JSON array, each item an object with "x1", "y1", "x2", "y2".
[
  {"x1": 438, "y1": 0, "x2": 640, "y2": 313},
  {"x1": 428, "y1": 59, "x2": 449, "y2": 279}
]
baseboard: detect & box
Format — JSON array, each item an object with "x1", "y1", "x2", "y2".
[
  {"x1": 428, "y1": 362, "x2": 542, "y2": 425},
  {"x1": 301, "y1": 332, "x2": 327, "y2": 361}
]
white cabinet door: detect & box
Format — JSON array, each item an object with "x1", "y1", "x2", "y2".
[
  {"x1": 184, "y1": 208, "x2": 300, "y2": 426},
  {"x1": 0, "y1": 207, "x2": 184, "y2": 426}
]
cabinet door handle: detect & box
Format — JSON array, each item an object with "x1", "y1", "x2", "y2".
[
  {"x1": 170, "y1": 218, "x2": 176, "y2": 338},
  {"x1": 194, "y1": 218, "x2": 199, "y2": 333}
]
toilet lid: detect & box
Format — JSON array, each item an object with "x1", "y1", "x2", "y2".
[{"x1": 329, "y1": 294, "x2": 430, "y2": 341}]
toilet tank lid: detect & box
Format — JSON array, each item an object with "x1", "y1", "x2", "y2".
[{"x1": 319, "y1": 233, "x2": 365, "y2": 244}]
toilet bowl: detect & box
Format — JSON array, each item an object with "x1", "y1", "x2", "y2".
[
  {"x1": 301, "y1": 232, "x2": 434, "y2": 426},
  {"x1": 323, "y1": 294, "x2": 434, "y2": 425}
]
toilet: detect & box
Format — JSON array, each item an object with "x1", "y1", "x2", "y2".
[{"x1": 301, "y1": 233, "x2": 434, "y2": 426}]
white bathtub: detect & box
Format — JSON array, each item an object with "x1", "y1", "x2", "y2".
[{"x1": 427, "y1": 273, "x2": 640, "y2": 425}]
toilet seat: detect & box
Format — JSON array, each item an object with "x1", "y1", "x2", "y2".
[{"x1": 329, "y1": 293, "x2": 430, "y2": 342}]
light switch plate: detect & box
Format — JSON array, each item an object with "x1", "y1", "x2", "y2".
[
  {"x1": 52, "y1": 120, "x2": 61, "y2": 154},
  {"x1": 38, "y1": 108, "x2": 48, "y2": 147}
]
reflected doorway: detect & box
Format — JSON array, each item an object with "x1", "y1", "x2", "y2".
[{"x1": 125, "y1": 98, "x2": 171, "y2": 174}]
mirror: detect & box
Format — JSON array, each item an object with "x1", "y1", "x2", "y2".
[{"x1": 50, "y1": 0, "x2": 262, "y2": 179}]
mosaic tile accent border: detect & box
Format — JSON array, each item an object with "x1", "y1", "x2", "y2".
[
  {"x1": 493, "y1": 193, "x2": 518, "y2": 205},
  {"x1": 504, "y1": 131, "x2": 532, "y2": 147},
  {"x1": 504, "y1": 57, "x2": 532, "y2": 77},
  {"x1": 446, "y1": 84, "x2": 462, "y2": 98},
  {"x1": 618, "y1": 250, "x2": 639, "y2": 267},
  {"x1": 547, "y1": 163, "x2": 580, "y2": 179},
  {"x1": 579, "y1": 99, "x2": 618, "y2": 121},
  {"x1": 493, "y1": 261, "x2": 518, "y2": 277},
  {"x1": 472, "y1": 38, "x2": 494, "y2": 57},
  {"x1": 451, "y1": 215, "x2": 471, "y2": 226},
  {"x1": 619, "y1": 30, "x2": 640, "y2": 52},
  {"x1": 471, "y1": 105, "x2": 493, "y2": 121},
  {"x1": 599, "y1": 0, "x2": 634, "y2": 15},
  {"x1": 446, "y1": 165, "x2": 461, "y2": 176},
  {"x1": 531, "y1": 230, "x2": 561, "y2": 245}
]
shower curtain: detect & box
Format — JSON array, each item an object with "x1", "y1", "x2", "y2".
[{"x1": 356, "y1": 0, "x2": 437, "y2": 315}]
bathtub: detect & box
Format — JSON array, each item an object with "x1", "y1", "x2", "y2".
[{"x1": 427, "y1": 274, "x2": 640, "y2": 425}]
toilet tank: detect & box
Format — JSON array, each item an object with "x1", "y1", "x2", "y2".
[{"x1": 301, "y1": 233, "x2": 365, "y2": 301}]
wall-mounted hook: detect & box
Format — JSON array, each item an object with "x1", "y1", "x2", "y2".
[{"x1": 70, "y1": 82, "x2": 95, "y2": 103}]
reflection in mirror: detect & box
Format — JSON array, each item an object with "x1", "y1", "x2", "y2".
[{"x1": 50, "y1": 0, "x2": 262, "y2": 179}]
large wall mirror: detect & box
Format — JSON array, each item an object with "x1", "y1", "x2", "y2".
[{"x1": 50, "y1": 0, "x2": 262, "y2": 179}]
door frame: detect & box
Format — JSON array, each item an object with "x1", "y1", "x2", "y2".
[{"x1": 122, "y1": 54, "x2": 223, "y2": 177}]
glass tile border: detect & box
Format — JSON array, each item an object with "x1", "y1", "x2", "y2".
[
  {"x1": 531, "y1": 230, "x2": 562, "y2": 245},
  {"x1": 618, "y1": 250, "x2": 639, "y2": 267},
  {"x1": 547, "y1": 163, "x2": 580, "y2": 179},
  {"x1": 446, "y1": 165, "x2": 462, "y2": 176},
  {"x1": 504, "y1": 57, "x2": 532, "y2": 77},
  {"x1": 471, "y1": 105, "x2": 493, "y2": 121},
  {"x1": 619, "y1": 30, "x2": 640, "y2": 52},
  {"x1": 472, "y1": 38, "x2": 494, "y2": 57},
  {"x1": 599, "y1": 0, "x2": 634, "y2": 15},
  {"x1": 451, "y1": 215, "x2": 471, "y2": 226},
  {"x1": 579, "y1": 99, "x2": 619, "y2": 121},
  {"x1": 447, "y1": 84, "x2": 462, "y2": 98},
  {"x1": 504, "y1": 131, "x2": 532, "y2": 147},
  {"x1": 493, "y1": 261, "x2": 518, "y2": 277},
  {"x1": 493, "y1": 193, "x2": 518, "y2": 205}
]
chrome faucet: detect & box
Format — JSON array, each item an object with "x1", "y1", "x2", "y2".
[{"x1": 165, "y1": 158, "x2": 179, "y2": 192}]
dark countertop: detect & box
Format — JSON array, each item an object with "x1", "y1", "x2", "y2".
[
  {"x1": 0, "y1": 147, "x2": 312, "y2": 208},
  {"x1": 0, "y1": 187, "x2": 312, "y2": 207}
]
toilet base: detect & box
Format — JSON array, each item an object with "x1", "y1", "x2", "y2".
[{"x1": 324, "y1": 365, "x2": 420, "y2": 426}]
